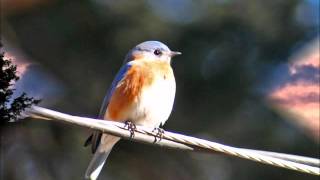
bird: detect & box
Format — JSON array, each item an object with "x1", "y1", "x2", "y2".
[{"x1": 84, "y1": 41, "x2": 181, "y2": 180}]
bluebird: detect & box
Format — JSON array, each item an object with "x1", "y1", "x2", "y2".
[{"x1": 84, "y1": 41, "x2": 181, "y2": 180}]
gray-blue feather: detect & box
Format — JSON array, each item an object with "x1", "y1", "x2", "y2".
[
  {"x1": 98, "y1": 63, "x2": 132, "y2": 118},
  {"x1": 134, "y1": 41, "x2": 170, "y2": 52},
  {"x1": 84, "y1": 63, "x2": 131, "y2": 153}
]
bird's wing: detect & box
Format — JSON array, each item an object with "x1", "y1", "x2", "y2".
[{"x1": 84, "y1": 63, "x2": 132, "y2": 153}]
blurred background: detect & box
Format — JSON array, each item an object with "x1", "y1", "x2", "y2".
[{"x1": 1, "y1": 0, "x2": 319, "y2": 179}]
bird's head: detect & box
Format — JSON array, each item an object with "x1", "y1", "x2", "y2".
[{"x1": 125, "y1": 41, "x2": 181, "y2": 63}]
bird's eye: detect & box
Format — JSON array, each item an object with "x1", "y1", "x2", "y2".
[{"x1": 154, "y1": 49, "x2": 162, "y2": 56}]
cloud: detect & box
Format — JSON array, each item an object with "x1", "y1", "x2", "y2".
[
  {"x1": 13, "y1": 64, "x2": 65, "y2": 105},
  {"x1": 3, "y1": 42, "x2": 65, "y2": 106},
  {"x1": 4, "y1": 51, "x2": 30, "y2": 77},
  {"x1": 268, "y1": 38, "x2": 319, "y2": 141}
]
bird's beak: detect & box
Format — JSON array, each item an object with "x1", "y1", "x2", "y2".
[{"x1": 169, "y1": 51, "x2": 182, "y2": 57}]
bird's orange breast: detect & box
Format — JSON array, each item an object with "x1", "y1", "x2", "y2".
[{"x1": 105, "y1": 60, "x2": 173, "y2": 121}]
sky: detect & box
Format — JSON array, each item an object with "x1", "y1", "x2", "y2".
[{"x1": 267, "y1": 37, "x2": 319, "y2": 140}]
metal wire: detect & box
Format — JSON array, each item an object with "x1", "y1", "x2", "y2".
[{"x1": 26, "y1": 106, "x2": 320, "y2": 176}]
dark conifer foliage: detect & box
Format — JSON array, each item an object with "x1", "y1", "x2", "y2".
[{"x1": 0, "y1": 43, "x2": 39, "y2": 123}]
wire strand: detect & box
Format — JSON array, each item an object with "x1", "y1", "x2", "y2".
[{"x1": 26, "y1": 106, "x2": 320, "y2": 176}]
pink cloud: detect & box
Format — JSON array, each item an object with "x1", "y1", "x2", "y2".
[
  {"x1": 268, "y1": 38, "x2": 319, "y2": 141},
  {"x1": 2, "y1": 41, "x2": 65, "y2": 105},
  {"x1": 4, "y1": 52, "x2": 30, "y2": 77}
]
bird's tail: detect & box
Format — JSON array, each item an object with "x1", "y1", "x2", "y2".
[{"x1": 85, "y1": 135, "x2": 120, "y2": 180}]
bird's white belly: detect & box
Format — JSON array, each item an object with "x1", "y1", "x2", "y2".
[{"x1": 131, "y1": 77, "x2": 176, "y2": 128}]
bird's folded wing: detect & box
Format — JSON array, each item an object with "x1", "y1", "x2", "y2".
[{"x1": 84, "y1": 63, "x2": 132, "y2": 153}]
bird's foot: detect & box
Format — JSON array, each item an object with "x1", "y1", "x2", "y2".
[
  {"x1": 152, "y1": 127, "x2": 165, "y2": 143},
  {"x1": 124, "y1": 120, "x2": 136, "y2": 138}
]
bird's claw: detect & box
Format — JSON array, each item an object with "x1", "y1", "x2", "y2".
[
  {"x1": 124, "y1": 120, "x2": 136, "y2": 138},
  {"x1": 152, "y1": 127, "x2": 165, "y2": 143}
]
